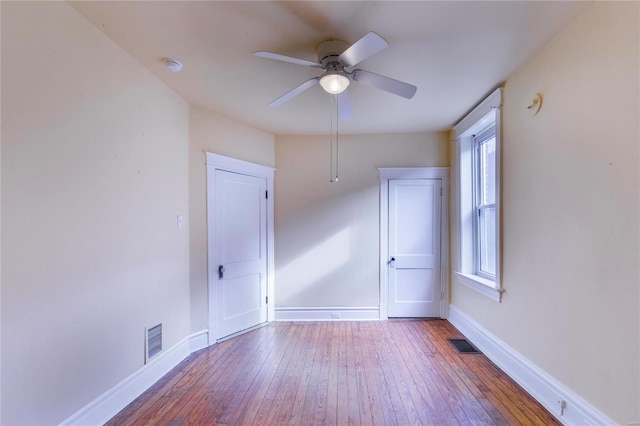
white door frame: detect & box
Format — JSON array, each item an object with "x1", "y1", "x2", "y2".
[
  {"x1": 206, "y1": 152, "x2": 275, "y2": 344},
  {"x1": 379, "y1": 167, "x2": 450, "y2": 320}
]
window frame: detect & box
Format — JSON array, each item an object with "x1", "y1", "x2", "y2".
[
  {"x1": 452, "y1": 88, "x2": 503, "y2": 302},
  {"x1": 472, "y1": 125, "x2": 497, "y2": 280}
]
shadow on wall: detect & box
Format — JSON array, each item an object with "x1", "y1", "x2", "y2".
[
  {"x1": 277, "y1": 227, "x2": 352, "y2": 302},
  {"x1": 275, "y1": 185, "x2": 380, "y2": 308},
  {"x1": 274, "y1": 132, "x2": 449, "y2": 310}
]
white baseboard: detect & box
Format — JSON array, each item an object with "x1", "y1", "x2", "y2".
[
  {"x1": 274, "y1": 306, "x2": 380, "y2": 321},
  {"x1": 60, "y1": 329, "x2": 209, "y2": 426},
  {"x1": 448, "y1": 306, "x2": 615, "y2": 426},
  {"x1": 188, "y1": 329, "x2": 209, "y2": 353}
]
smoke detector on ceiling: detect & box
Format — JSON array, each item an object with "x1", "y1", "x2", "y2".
[{"x1": 163, "y1": 58, "x2": 183, "y2": 73}]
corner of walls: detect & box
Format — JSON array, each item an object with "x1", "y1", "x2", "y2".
[
  {"x1": 274, "y1": 133, "x2": 449, "y2": 314},
  {"x1": 188, "y1": 104, "x2": 275, "y2": 334},
  {"x1": 448, "y1": 306, "x2": 615, "y2": 426}
]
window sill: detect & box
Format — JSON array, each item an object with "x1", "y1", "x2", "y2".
[{"x1": 455, "y1": 272, "x2": 503, "y2": 302}]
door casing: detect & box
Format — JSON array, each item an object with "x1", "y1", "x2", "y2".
[
  {"x1": 206, "y1": 153, "x2": 275, "y2": 344},
  {"x1": 379, "y1": 167, "x2": 450, "y2": 320}
]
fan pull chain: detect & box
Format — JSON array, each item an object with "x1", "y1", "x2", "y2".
[
  {"x1": 335, "y1": 94, "x2": 339, "y2": 182},
  {"x1": 329, "y1": 93, "x2": 335, "y2": 182},
  {"x1": 329, "y1": 94, "x2": 340, "y2": 183}
]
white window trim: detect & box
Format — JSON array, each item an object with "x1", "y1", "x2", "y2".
[
  {"x1": 472, "y1": 126, "x2": 497, "y2": 280},
  {"x1": 453, "y1": 88, "x2": 503, "y2": 302}
]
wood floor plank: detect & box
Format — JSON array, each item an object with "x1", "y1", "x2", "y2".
[
  {"x1": 343, "y1": 322, "x2": 363, "y2": 425},
  {"x1": 228, "y1": 323, "x2": 298, "y2": 425},
  {"x1": 357, "y1": 321, "x2": 389, "y2": 424},
  {"x1": 411, "y1": 325, "x2": 473, "y2": 424},
  {"x1": 107, "y1": 320, "x2": 560, "y2": 426},
  {"x1": 421, "y1": 321, "x2": 515, "y2": 425},
  {"x1": 350, "y1": 322, "x2": 374, "y2": 425},
  {"x1": 285, "y1": 322, "x2": 321, "y2": 425},
  {"x1": 264, "y1": 323, "x2": 312, "y2": 425},
  {"x1": 299, "y1": 321, "x2": 332, "y2": 425},
  {"x1": 367, "y1": 321, "x2": 411, "y2": 425},
  {"x1": 420, "y1": 322, "x2": 501, "y2": 425},
  {"x1": 152, "y1": 325, "x2": 267, "y2": 425},
  {"x1": 254, "y1": 323, "x2": 303, "y2": 423},
  {"x1": 380, "y1": 321, "x2": 436, "y2": 425},
  {"x1": 313, "y1": 322, "x2": 335, "y2": 424},
  {"x1": 193, "y1": 324, "x2": 281, "y2": 424},
  {"x1": 325, "y1": 320, "x2": 341, "y2": 425},
  {"x1": 335, "y1": 321, "x2": 351, "y2": 425},
  {"x1": 390, "y1": 321, "x2": 456, "y2": 425}
]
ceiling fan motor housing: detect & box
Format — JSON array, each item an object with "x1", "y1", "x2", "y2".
[{"x1": 317, "y1": 39, "x2": 350, "y2": 69}]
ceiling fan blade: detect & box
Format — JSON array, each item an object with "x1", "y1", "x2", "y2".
[
  {"x1": 337, "y1": 90, "x2": 354, "y2": 121},
  {"x1": 339, "y1": 32, "x2": 389, "y2": 67},
  {"x1": 253, "y1": 51, "x2": 321, "y2": 68},
  {"x1": 268, "y1": 77, "x2": 320, "y2": 107},
  {"x1": 352, "y1": 70, "x2": 417, "y2": 99}
]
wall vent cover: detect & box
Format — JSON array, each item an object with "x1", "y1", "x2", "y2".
[
  {"x1": 447, "y1": 338, "x2": 481, "y2": 354},
  {"x1": 146, "y1": 324, "x2": 162, "y2": 363}
]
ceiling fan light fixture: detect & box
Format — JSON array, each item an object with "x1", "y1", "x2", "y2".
[{"x1": 319, "y1": 72, "x2": 350, "y2": 94}]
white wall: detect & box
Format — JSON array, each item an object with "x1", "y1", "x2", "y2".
[
  {"x1": 275, "y1": 133, "x2": 448, "y2": 309},
  {"x1": 1, "y1": 2, "x2": 191, "y2": 424},
  {"x1": 450, "y1": 2, "x2": 639, "y2": 423},
  {"x1": 188, "y1": 104, "x2": 275, "y2": 332}
]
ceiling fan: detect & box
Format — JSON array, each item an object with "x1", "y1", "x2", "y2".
[{"x1": 254, "y1": 32, "x2": 417, "y2": 120}]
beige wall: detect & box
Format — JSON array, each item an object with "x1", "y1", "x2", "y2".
[
  {"x1": 1, "y1": 2, "x2": 191, "y2": 424},
  {"x1": 451, "y1": 2, "x2": 639, "y2": 423},
  {"x1": 0, "y1": 2, "x2": 3, "y2": 422},
  {"x1": 275, "y1": 133, "x2": 449, "y2": 308},
  {"x1": 188, "y1": 105, "x2": 275, "y2": 332},
  {"x1": 3, "y1": 1, "x2": 637, "y2": 424}
]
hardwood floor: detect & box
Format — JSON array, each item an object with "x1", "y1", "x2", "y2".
[{"x1": 107, "y1": 320, "x2": 559, "y2": 425}]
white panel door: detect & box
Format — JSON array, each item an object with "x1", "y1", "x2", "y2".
[
  {"x1": 214, "y1": 170, "x2": 267, "y2": 338},
  {"x1": 388, "y1": 179, "x2": 441, "y2": 317}
]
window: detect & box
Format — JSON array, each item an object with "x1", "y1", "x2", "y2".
[
  {"x1": 474, "y1": 126, "x2": 496, "y2": 279},
  {"x1": 453, "y1": 88, "x2": 503, "y2": 301}
]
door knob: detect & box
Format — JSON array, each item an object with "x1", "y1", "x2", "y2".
[
  {"x1": 218, "y1": 265, "x2": 225, "y2": 279},
  {"x1": 390, "y1": 257, "x2": 396, "y2": 267}
]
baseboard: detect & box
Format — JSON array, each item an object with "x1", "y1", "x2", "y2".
[
  {"x1": 448, "y1": 306, "x2": 614, "y2": 426},
  {"x1": 60, "y1": 329, "x2": 209, "y2": 426},
  {"x1": 188, "y1": 329, "x2": 209, "y2": 353},
  {"x1": 274, "y1": 306, "x2": 380, "y2": 321}
]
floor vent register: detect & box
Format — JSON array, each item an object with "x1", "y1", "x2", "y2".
[{"x1": 447, "y1": 338, "x2": 481, "y2": 354}]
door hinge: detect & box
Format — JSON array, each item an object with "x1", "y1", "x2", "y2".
[
  {"x1": 265, "y1": 296, "x2": 268, "y2": 304},
  {"x1": 440, "y1": 188, "x2": 443, "y2": 196},
  {"x1": 265, "y1": 190, "x2": 268, "y2": 199}
]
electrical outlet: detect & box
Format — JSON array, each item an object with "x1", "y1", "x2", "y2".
[
  {"x1": 331, "y1": 313, "x2": 340, "y2": 319},
  {"x1": 557, "y1": 398, "x2": 567, "y2": 416}
]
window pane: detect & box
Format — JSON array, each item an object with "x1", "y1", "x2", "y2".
[
  {"x1": 480, "y1": 136, "x2": 496, "y2": 205},
  {"x1": 479, "y1": 207, "x2": 496, "y2": 275}
]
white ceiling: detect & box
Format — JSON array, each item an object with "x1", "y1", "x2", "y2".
[{"x1": 70, "y1": 1, "x2": 590, "y2": 136}]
